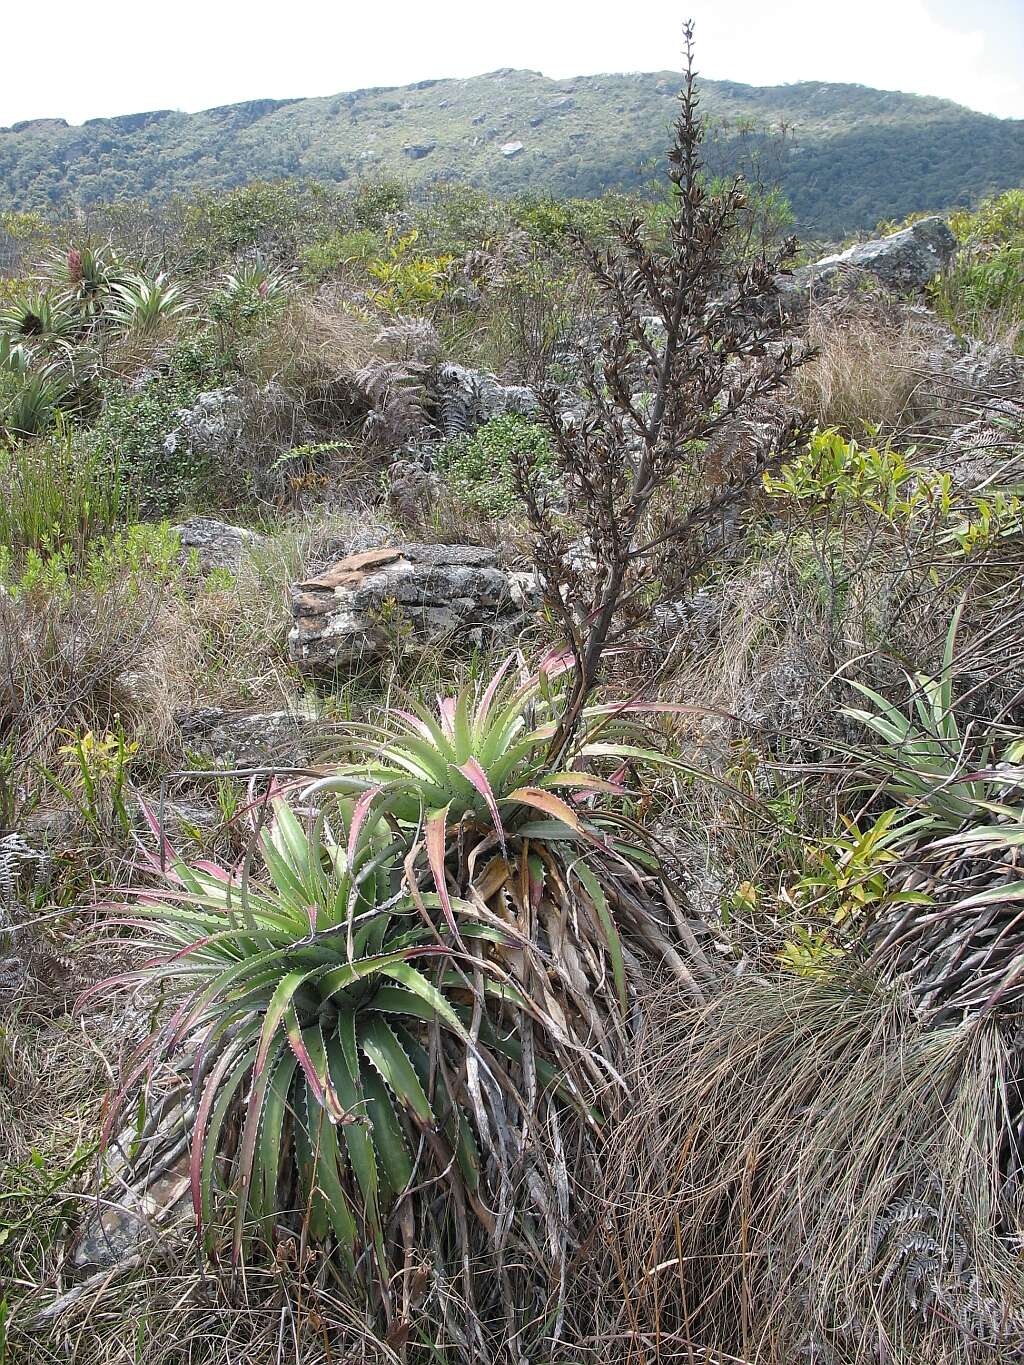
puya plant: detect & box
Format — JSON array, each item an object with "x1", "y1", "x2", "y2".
[
  {"x1": 90, "y1": 652, "x2": 713, "y2": 1352},
  {"x1": 842, "y1": 605, "x2": 1022, "y2": 834}
]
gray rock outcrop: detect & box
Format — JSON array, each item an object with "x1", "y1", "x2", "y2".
[
  {"x1": 163, "y1": 388, "x2": 243, "y2": 463},
  {"x1": 174, "y1": 705, "x2": 312, "y2": 768},
  {"x1": 780, "y1": 217, "x2": 957, "y2": 311},
  {"x1": 289, "y1": 544, "x2": 537, "y2": 673},
  {"x1": 173, "y1": 516, "x2": 261, "y2": 573},
  {"x1": 432, "y1": 363, "x2": 539, "y2": 439}
]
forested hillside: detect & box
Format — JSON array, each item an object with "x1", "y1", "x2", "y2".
[{"x1": 2, "y1": 67, "x2": 1022, "y2": 233}]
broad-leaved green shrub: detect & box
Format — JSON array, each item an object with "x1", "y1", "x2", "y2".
[
  {"x1": 763, "y1": 428, "x2": 950, "y2": 524},
  {"x1": 299, "y1": 228, "x2": 380, "y2": 283}
]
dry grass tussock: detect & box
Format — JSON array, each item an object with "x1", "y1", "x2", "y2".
[
  {"x1": 660, "y1": 531, "x2": 959, "y2": 764},
  {"x1": 0, "y1": 580, "x2": 178, "y2": 781},
  {"x1": 241, "y1": 289, "x2": 378, "y2": 398},
  {"x1": 601, "y1": 976, "x2": 1024, "y2": 1365},
  {"x1": 792, "y1": 303, "x2": 940, "y2": 440}
]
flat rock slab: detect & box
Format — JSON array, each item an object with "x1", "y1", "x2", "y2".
[{"x1": 289, "y1": 543, "x2": 536, "y2": 674}]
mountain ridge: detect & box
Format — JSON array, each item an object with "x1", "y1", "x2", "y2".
[{"x1": 2, "y1": 67, "x2": 1022, "y2": 235}]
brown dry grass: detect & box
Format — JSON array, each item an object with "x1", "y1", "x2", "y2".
[
  {"x1": 241, "y1": 290, "x2": 377, "y2": 396},
  {"x1": 599, "y1": 976, "x2": 1024, "y2": 1365},
  {"x1": 792, "y1": 304, "x2": 938, "y2": 440}
]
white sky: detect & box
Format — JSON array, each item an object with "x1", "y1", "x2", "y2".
[{"x1": 1, "y1": 0, "x2": 1021, "y2": 127}]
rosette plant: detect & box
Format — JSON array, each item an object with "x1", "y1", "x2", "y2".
[
  {"x1": 91, "y1": 653, "x2": 711, "y2": 1348},
  {"x1": 92, "y1": 794, "x2": 509, "y2": 1302}
]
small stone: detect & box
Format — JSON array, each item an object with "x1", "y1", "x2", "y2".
[{"x1": 500, "y1": 141, "x2": 524, "y2": 158}]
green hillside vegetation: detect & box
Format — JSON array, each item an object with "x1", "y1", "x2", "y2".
[{"x1": 2, "y1": 68, "x2": 1023, "y2": 233}]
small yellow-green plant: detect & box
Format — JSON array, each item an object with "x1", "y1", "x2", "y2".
[
  {"x1": 763, "y1": 428, "x2": 950, "y2": 524},
  {"x1": 944, "y1": 487, "x2": 1024, "y2": 555},
  {"x1": 367, "y1": 230, "x2": 454, "y2": 312},
  {"x1": 48, "y1": 726, "x2": 138, "y2": 837},
  {"x1": 776, "y1": 810, "x2": 929, "y2": 977}
]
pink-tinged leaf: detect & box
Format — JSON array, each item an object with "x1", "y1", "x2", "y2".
[
  {"x1": 347, "y1": 786, "x2": 382, "y2": 866},
  {"x1": 230, "y1": 1058, "x2": 277, "y2": 1264},
  {"x1": 255, "y1": 972, "x2": 313, "y2": 1076},
  {"x1": 190, "y1": 1045, "x2": 248, "y2": 1233},
  {"x1": 166, "y1": 934, "x2": 220, "y2": 963},
  {"x1": 97, "y1": 1026, "x2": 165, "y2": 1150},
  {"x1": 425, "y1": 805, "x2": 464, "y2": 946},
  {"x1": 477, "y1": 653, "x2": 517, "y2": 727},
  {"x1": 437, "y1": 697, "x2": 457, "y2": 741},
  {"x1": 139, "y1": 847, "x2": 186, "y2": 887},
  {"x1": 284, "y1": 1008, "x2": 326, "y2": 1108},
  {"x1": 536, "y1": 644, "x2": 577, "y2": 677},
  {"x1": 191, "y1": 859, "x2": 233, "y2": 883},
  {"x1": 139, "y1": 799, "x2": 180, "y2": 868},
  {"x1": 458, "y1": 758, "x2": 506, "y2": 852},
  {"x1": 305, "y1": 903, "x2": 318, "y2": 936},
  {"x1": 392, "y1": 709, "x2": 435, "y2": 740}
]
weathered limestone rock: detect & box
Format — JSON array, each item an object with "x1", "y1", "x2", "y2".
[
  {"x1": 780, "y1": 217, "x2": 957, "y2": 310},
  {"x1": 70, "y1": 1155, "x2": 190, "y2": 1277},
  {"x1": 173, "y1": 516, "x2": 261, "y2": 572},
  {"x1": 289, "y1": 544, "x2": 536, "y2": 673},
  {"x1": 174, "y1": 705, "x2": 312, "y2": 768},
  {"x1": 163, "y1": 388, "x2": 243, "y2": 462}
]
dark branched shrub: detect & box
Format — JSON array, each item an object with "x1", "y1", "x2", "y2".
[{"x1": 517, "y1": 23, "x2": 805, "y2": 756}]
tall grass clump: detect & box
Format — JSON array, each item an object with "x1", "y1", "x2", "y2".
[{"x1": 0, "y1": 417, "x2": 125, "y2": 575}]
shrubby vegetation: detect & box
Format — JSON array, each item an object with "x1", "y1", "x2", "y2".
[
  {"x1": 930, "y1": 189, "x2": 1024, "y2": 350},
  {"x1": 2, "y1": 31, "x2": 1024, "y2": 1365}
]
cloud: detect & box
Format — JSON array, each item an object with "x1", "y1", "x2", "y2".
[{"x1": 690, "y1": 0, "x2": 1023, "y2": 118}]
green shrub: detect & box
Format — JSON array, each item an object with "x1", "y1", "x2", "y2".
[
  {"x1": 175, "y1": 180, "x2": 346, "y2": 273},
  {"x1": 299, "y1": 228, "x2": 380, "y2": 283},
  {"x1": 932, "y1": 189, "x2": 1024, "y2": 348},
  {"x1": 348, "y1": 175, "x2": 409, "y2": 230},
  {"x1": 931, "y1": 244, "x2": 1024, "y2": 347},
  {"x1": 763, "y1": 428, "x2": 949, "y2": 524},
  {"x1": 89, "y1": 375, "x2": 201, "y2": 515},
  {"x1": 436, "y1": 412, "x2": 552, "y2": 519}
]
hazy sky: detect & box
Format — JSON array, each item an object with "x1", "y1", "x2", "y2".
[{"x1": 2, "y1": 0, "x2": 1022, "y2": 127}]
